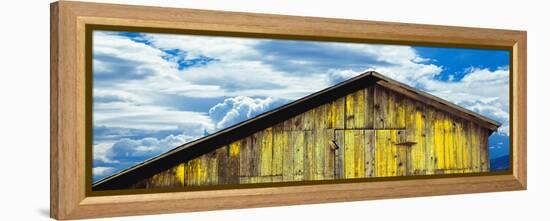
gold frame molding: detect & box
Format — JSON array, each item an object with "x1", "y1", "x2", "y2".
[{"x1": 50, "y1": 1, "x2": 527, "y2": 219}]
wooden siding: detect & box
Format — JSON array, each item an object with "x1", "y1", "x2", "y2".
[{"x1": 130, "y1": 85, "x2": 491, "y2": 189}]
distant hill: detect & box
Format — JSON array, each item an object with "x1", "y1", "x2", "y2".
[{"x1": 490, "y1": 155, "x2": 510, "y2": 172}]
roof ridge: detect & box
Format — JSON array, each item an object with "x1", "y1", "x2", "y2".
[{"x1": 92, "y1": 71, "x2": 500, "y2": 190}]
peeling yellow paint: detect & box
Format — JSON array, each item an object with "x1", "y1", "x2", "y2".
[
  {"x1": 175, "y1": 163, "x2": 185, "y2": 186},
  {"x1": 229, "y1": 141, "x2": 240, "y2": 158},
  {"x1": 135, "y1": 86, "x2": 492, "y2": 189}
]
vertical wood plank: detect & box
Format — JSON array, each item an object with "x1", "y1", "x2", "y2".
[
  {"x1": 365, "y1": 86, "x2": 374, "y2": 128},
  {"x1": 281, "y1": 124, "x2": 293, "y2": 182},
  {"x1": 239, "y1": 137, "x2": 252, "y2": 178},
  {"x1": 175, "y1": 163, "x2": 185, "y2": 187},
  {"x1": 343, "y1": 130, "x2": 365, "y2": 178},
  {"x1": 259, "y1": 127, "x2": 273, "y2": 177},
  {"x1": 345, "y1": 89, "x2": 366, "y2": 129},
  {"x1": 387, "y1": 130, "x2": 398, "y2": 177},
  {"x1": 375, "y1": 130, "x2": 397, "y2": 177},
  {"x1": 324, "y1": 129, "x2": 336, "y2": 180},
  {"x1": 455, "y1": 119, "x2": 466, "y2": 172},
  {"x1": 480, "y1": 129, "x2": 489, "y2": 172},
  {"x1": 334, "y1": 130, "x2": 344, "y2": 179},
  {"x1": 396, "y1": 130, "x2": 408, "y2": 176},
  {"x1": 433, "y1": 112, "x2": 446, "y2": 170},
  {"x1": 423, "y1": 106, "x2": 436, "y2": 175},
  {"x1": 206, "y1": 150, "x2": 219, "y2": 185},
  {"x1": 304, "y1": 130, "x2": 314, "y2": 180},
  {"x1": 364, "y1": 130, "x2": 375, "y2": 177},
  {"x1": 354, "y1": 130, "x2": 365, "y2": 178},
  {"x1": 327, "y1": 97, "x2": 346, "y2": 129},
  {"x1": 216, "y1": 146, "x2": 228, "y2": 185},
  {"x1": 374, "y1": 85, "x2": 387, "y2": 129},
  {"x1": 470, "y1": 123, "x2": 481, "y2": 171},
  {"x1": 443, "y1": 115, "x2": 456, "y2": 172},
  {"x1": 227, "y1": 142, "x2": 240, "y2": 184},
  {"x1": 395, "y1": 94, "x2": 407, "y2": 129},
  {"x1": 302, "y1": 109, "x2": 315, "y2": 131},
  {"x1": 343, "y1": 130, "x2": 355, "y2": 178},
  {"x1": 292, "y1": 131, "x2": 305, "y2": 181},
  {"x1": 463, "y1": 121, "x2": 473, "y2": 173},
  {"x1": 272, "y1": 123, "x2": 284, "y2": 176},
  {"x1": 251, "y1": 132, "x2": 261, "y2": 178}
]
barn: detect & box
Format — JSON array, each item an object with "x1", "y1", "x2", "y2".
[{"x1": 93, "y1": 71, "x2": 500, "y2": 191}]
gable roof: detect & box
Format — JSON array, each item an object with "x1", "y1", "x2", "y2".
[{"x1": 92, "y1": 71, "x2": 500, "y2": 190}]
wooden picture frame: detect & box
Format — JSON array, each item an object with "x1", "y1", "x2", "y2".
[{"x1": 50, "y1": 1, "x2": 527, "y2": 219}]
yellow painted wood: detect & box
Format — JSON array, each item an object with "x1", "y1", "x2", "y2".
[
  {"x1": 343, "y1": 130, "x2": 365, "y2": 178},
  {"x1": 375, "y1": 130, "x2": 398, "y2": 177},
  {"x1": 229, "y1": 141, "x2": 240, "y2": 158},
  {"x1": 414, "y1": 109, "x2": 426, "y2": 174},
  {"x1": 272, "y1": 124, "x2": 284, "y2": 176},
  {"x1": 302, "y1": 108, "x2": 315, "y2": 130},
  {"x1": 433, "y1": 114, "x2": 445, "y2": 170},
  {"x1": 304, "y1": 131, "x2": 315, "y2": 180},
  {"x1": 206, "y1": 151, "x2": 219, "y2": 185},
  {"x1": 374, "y1": 86, "x2": 406, "y2": 129},
  {"x1": 259, "y1": 127, "x2": 273, "y2": 176},
  {"x1": 470, "y1": 123, "x2": 481, "y2": 171},
  {"x1": 423, "y1": 107, "x2": 436, "y2": 175},
  {"x1": 135, "y1": 83, "x2": 495, "y2": 188},
  {"x1": 396, "y1": 96, "x2": 406, "y2": 129},
  {"x1": 312, "y1": 129, "x2": 324, "y2": 180},
  {"x1": 443, "y1": 115, "x2": 454, "y2": 171},
  {"x1": 291, "y1": 131, "x2": 305, "y2": 181},
  {"x1": 199, "y1": 155, "x2": 209, "y2": 185},
  {"x1": 365, "y1": 87, "x2": 374, "y2": 128},
  {"x1": 397, "y1": 145, "x2": 408, "y2": 176},
  {"x1": 343, "y1": 130, "x2": 355, "y2": 178},
  {"x1": 322, "y1": 129, "x2": 336, "y2": 179},
  {"x1": 455, "y1": 120, "x2": 466, "y2": 171},
  {"x1": 480, "y1": 129, "x2": 489, "y2": 172},
  {"x1": 326, "y1": 97, "x2": 345, "y2": 129},
  {"x1": 175, "y1": 163, "x2": 185, "y2": 186},
  {"x1": 187, "y1": 158, "x2": 201, "y2": 186},
  {"x1": 281, "y1": 125, "x2": 293, "y2": 182},
  {"x1": 334, "y1": 130, "x2": 344, "y2": 179},
  {"x1": 364, "y1": 130, "x2": 375, "y2": 177},
  {"x1": 353, "y1": 130, "x2": 365, "y2": 178},
  {"x1": 463, "y1": 121, "x2": 473, "y2": 173},
  {"x1": 226, "y1": 142, "x2": 240, "y2": 184},
  {"x1": 345, "y1": 89, "x2": 366, "y2": 129}
]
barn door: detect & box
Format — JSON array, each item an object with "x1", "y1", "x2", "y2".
[
  {"x1": 333, "y1": 129, "x2": 375, "y2": 179},
  {"x1": 333, "y1": 129, "x2": 410, "y2": 179}
]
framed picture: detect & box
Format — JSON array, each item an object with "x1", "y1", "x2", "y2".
[{"x1": 50, "y1": 1, "x2": 527, "y2": 219}]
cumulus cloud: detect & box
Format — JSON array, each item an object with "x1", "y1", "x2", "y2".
[
  {"x1": 93, "y1": 166, "x2": 116, "y2": 180},
  {"x1": 91, "y1": 30, "x2": 510, "y2": 180},
  {"x1": 106, "y1": 133, "x2": 196, "y2": 163},
  {"x1": 93, "y1": 132, "x2": 199, "y2": 180},
  {"x1": 419, "y1": 67, "x2": 510, "y2": 135},
  {"x1": 209, "y1": 96, "x2": 289, "y2": 129}
]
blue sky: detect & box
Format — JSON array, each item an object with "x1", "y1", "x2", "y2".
[{"x1": 92, "y1": 31, "x2": 510, "y2": 181}]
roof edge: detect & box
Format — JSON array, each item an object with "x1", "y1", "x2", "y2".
[{"x1": 92, "y1": 71, "x2": 501, "y2": 190}]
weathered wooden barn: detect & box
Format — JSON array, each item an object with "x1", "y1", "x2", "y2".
[{"x1": 93, "y1": 71, "x2": 500, "y2": 191}]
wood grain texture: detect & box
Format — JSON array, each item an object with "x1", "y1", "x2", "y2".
[{"x1": 50, "y1": 1, "x2": 527, "y2": 219}]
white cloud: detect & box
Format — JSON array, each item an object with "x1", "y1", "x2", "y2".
[
  {"x1": 93, "y1": 31, "x2": 180, "y2": 80},
  {"x1": 145, "y1": 33, "x2": 260, "y2": 61},
  {"x1": 93, "y1": 142, "x2": 117, "y2": 164},
  {"x1": 106, "y1": 133, "x2": 197, "y2": 161},
  {"x1": 93, "y1": 166, "x2": 116, "y2": 177},
  {"x1": 209, "y1": 96, "x2": 289, "y2": 129},
  {"x1": 419, "y1": 67, "x2": 510, "y2": 135},
  {"x1": 91, "y1": 30, "x2": 510, "y2": 180},
  {"x1": 94, "y1": 101, "x2": 215, "y2": 132}
]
